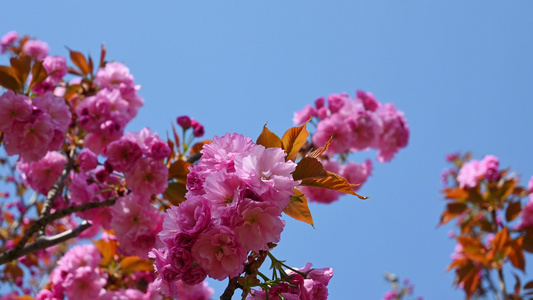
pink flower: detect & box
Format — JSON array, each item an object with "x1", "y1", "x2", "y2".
[
  {"x1": 111, "y1": 194, "x2": 163, "y2": 258},
  {"x1": 181, "y1": 265, "x2": 208, "y2": 286},
  {"x1": 341, "y1": 159, "x2": 373, "y2": 192},
  {"x1": 160, "y1": 195, "x2": 212, "y2": 241},
  {"x1": 79, "y1": 149, "x2": 98, "y2": 171},
  {"x1": 22, "y1": 40, "x2": 49, "y2": 61},
  {"x1": 0, "y1": 91, "x2": 33, "y2": 133},
  {"x1": 517, "y1": 199, "x2": 533, "y2": 230},
  {"x1": 32, "y1": 92, "x2": 72, "y2": 133},
  {"x1": 481, "y1": 155, "x2": 500, "y2": 181},
  {"x1": 192, "y1": 225, "x2": 247, "y2": 280},
  {"x1": 104, "y1": 138, "x2": 142, "y2": 172},
  {"x1": 376, "y1": 103, "x2": 409, "y2": 162},
  {"x1": 0, "y1": 31, "x2": 18, "y2": 53},
  {"x1": 63, "y1": 266, "x2": 106, "y2": 300},
  {"x1": 300, "y1": 158, "x2": 343, "y2": 204},
  {"x1": 356, "y1": 90, "x2": 380, "y2": 111},
  {"x1": 126, "y1": 157, "x2": 168, "y2": 197},
  {"x1": 293, "y1": 104, "x2": 316, "y2": 125},
  {"x1": 16, "y1": 151, "x2": 66, "y2": 195},
  {"x1": 95, "y1": 62, "x2": 135, "y2": 90},
  {"x1": 197, "y1": 133, "x2": 255, "y2": 174},
  {"x1": 175, "y1": 280, "x2": 214, "y2": 300},
  {"x1": 457, "y1": 160, "x2": 485, "y2": 189},
  {"x1": 177, "y1": 115, "x2": 192, "y2": 129},
  {"x1": 346, "y1": 109, "x2": 381, "y2": 151},
  {"x1": 327, "y1": 93, "x2": 350, "y2": 113},
  {"x1": 149, "y1": 248, "x2": 180, "y2": 298},
  {"x1": 232, "y1": 199, "x2": 285, "y2": 251},
  {"x1": 313, "y1": 114, "x2": 352, "y2": 154}
]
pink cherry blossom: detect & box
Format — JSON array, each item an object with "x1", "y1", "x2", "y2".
[
  {"x1": 104, "y1": 138, "x2": 142, "y2": 172},
  {"x1": 16, "y1": 151, "x2": 66, "y2": 195},
  {"x1": 192, "y1": 225, "x2": 247, "y2": 280},
  {"x1": 457, "y1": 159, "x2": 485, "y2": 189},
  {"x1": 79, "y1": 149, "x2": 98, "y2": 171},
  {"x1": 126, "y1": 157, "x2": 168, "y2": 197},
  {"x1": 376, "y1": 103, "x2": 409, "y2": 162},
  {"x1": 175, "y1": 280, "x2": 214, "y2": 300},
  {"x1": 517, "y1": 199, "x2": 533, "y2": 230},
  {"x1": 312, "y1": 113, "x2": 352, "y2": 154},
  {"x1": 63, "y1": 266, "x2": 106, "y2": 300},
  {"x1": 94, "y1": 62, "x2": 135, "y2": 90},
  {"x1": 0, "y1": 31, "x2": 18, "y2": 53},
  {"x1": 160, "y1": 195, "x2": 212, "y2": 241},
  {"x1": 0, "y1": 91, "x2": 33, "y2": 133},
  {"x1": 22, "y1": 40, "x2": 49, "y2": 61},
  {"x1": 293, "y1": 104, "x2": 316, "y2": 125},
  {"x1": 481, "y1": 155, "x2": 500, "y2": 181},
  {"x1": 356, "y1": 89, "x2": 380, "y2": 112},
  {"x1": 341, "y1": 159, "x2": 373, "y2": 192}
]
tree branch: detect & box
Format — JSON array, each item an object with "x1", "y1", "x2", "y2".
[
  {"x1": 0, "y1": 221, "x2": 92, "y2": 265},
  {"x1": 1, "y1": 197, "x2": 117, "y2": 265},
  {"x1": 220, "y1": 277, "x2": 240, "y2": 300}
]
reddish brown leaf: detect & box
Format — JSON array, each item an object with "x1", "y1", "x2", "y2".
[
  {"x1": 88, "y1": 56, "x2": 94, "y2": 75},
  {"x1": 100, "y1": 44, "x2": 107, "y2": 68},
  {"x1": 508, "y1": 237, "x2": 525, "y2": 271},
  {"x1": 492, "y1": 227, "x2": 510, "y2": 253},
  {"x1": 307, "y1": 136, "x2": 332, "y2": 158},
  {"x1": 69, "y1": 49, "x2": 91, "y2": 76},
  {"x1": 283, "y1": 189, "x2": 313, "y2": 226},
  {"x1": 29, "y1": 61, "x2": 48, "y2": 90},
  {"x1": 256, "y1": 124, "x2": 282, "y2": 149},
  {"x1": 67, "y1": 66, "x2": 83, "y2": 76},
  {"x1": 440, "y1": 202, "x2": 468, "y2": 225},
  {"x1": 167, "y1": 138, "x2": 175, "y2": 160},
  {"x1": 300, "y1": 171, "x2": 369, "y2": 199},
  {"x1": 163, "y1": 182, "x2": 187, "y2": 206},
  {"x1": 498, "y1": 178, "x2": 517, "y2": 200},
  {"x1": 168, "y1": 160, "x2": 192, "y2": 182},
  {"x1": 281, "y1": 120, "x2": 309, "y2": 161},
  {"x1": 10, "y1": 55, "x2": 31, "y2": 85},
  {"x1": 172, "y1": 125, "x2": 180, "y2": 150},
  {"x1": 524, "y1": 280, "x2": 533, "y2": 290},
  {"x1": 443, "y1": 187, "x2": 468, "y2": 201},
  {"x1": 292, "y1": 157, "x2": 328, "y2": 181},
  {"x1": 120, "y1": 256, "x2": 154, "y2": 275},
  {"x1": 0, "y1": 66, "x2": 22, "y2": 91},
  {"x1": 506, "y1": 200, "x2": 522, "y2": 222},
  {"x1": 523, "y1": 236, "x2": 533, "y2": 253},
  {"x1": 15, "y1": 296, "x2": 34, "y2": 300},
  {"x1": 190, "y1": 140, "x2": 211, "y2": 154}
]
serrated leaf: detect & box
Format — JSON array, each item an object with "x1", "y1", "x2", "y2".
[
  {"x1": 69, "y1": 49, "x2": 91, "y2": 76},
  {"x1": 506, "y1": 201, "x2": 522, "y2": 222},
  {"x1": 300, "y1": 171, "x2": 369, "y2": 199},
  {"x1": 0, "y1": 66, "x2": 22, "y2": 91},
  {"x1": 163, "y1": 182, "x2": 187, "y2": 206},
  {"x1": 120, "y1": 256, "x2": 154, "y2": 275},
  {"x1": 292, "y1": 157, "x2": 328, "y2": 181},
  {"x1": 283, "y1": 189, "x2": 313, "y2": 226},
  {"x1": 281, "y1": 120, "x2": 309, "y2": 161},
  {"x1": 307, "y1": 136, "x2": 333, "y2": 158},
  {"x1": 256, "y1": 124, "x2": 282, "y2": 149}
]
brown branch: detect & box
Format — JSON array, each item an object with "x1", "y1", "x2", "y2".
[
  {"x1": 0, "y1": 221, "x2": 92, "y2": 265},
  {"x1": 1, "y1": 197, "x2": 117, "y2": 265},
  {"x1": 220, "y1": 277, "x2": 240, "y2": 300}
]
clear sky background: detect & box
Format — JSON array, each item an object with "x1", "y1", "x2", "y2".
[{"x1": 2, "y1": 2, "x2": 533, "y2": 299}]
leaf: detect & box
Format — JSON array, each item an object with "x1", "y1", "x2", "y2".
[
  {"x1": 172, "y1": 125, "x2": 180, "y2": 149},
  {"x1": 10, "y1": 55, "x2": 31, "y2": 85},
  {"x1": 163, "y1": 182, "x2": 187, "y2": 206},
  {"x1": 0, "y1": 66, "x2": 22, "y2": 91},
  {"x1": 88, "y1": 56, "x2": 94, "y2": 75},
  {"x1": 93, "y1": 239, "x2": 116, "y2": 267},
  {"x1": 283, "y1": 189, "x2": 314, "y2": 226},
  {"x1": 120, "y1": 256, "x2": 154, "y2": 275},
  {"x1": 300, "y1": 171, "x2": 369, "y2": 199},
  {"x1": 15, "y1": 296, "x2": 34, "y2": 300},
  {"x1": 508, "y1": 237, "x2": 525, "y2": 271},
  {"x1": 168, "y1": 160, "x2": 191, "y2": 182},
  {"x1": 524, "y1": 280, "x2": 533, "y2": 290},
  {"x1": 492, "y1": 227, "x2": 510, "y2": 253},
  {"x1": 443, "y1": 187, "x2": 468, "y2": 201},
  {"x1": 29, "y1": 61, "x2": 48, "y2": 90},
  {"x1": 292, "y1": 157, "x2": 328, "y2": 181},
  {"x1": 190, "y1": 140, "x2": 210, "y2": 154},
  {"x1": 281, "y1": 120, "x2": 309, "y2": 161},
  {"x1": 497, "y1": 178, "x2": 517, "y2": 200},
  {"x1": 307, "y1": 136, "x2": 333, "y2": 158},
  {"x1": 256, "y1": 124, "x2": 282, "y2": 149},
  {"x1": 522, "y1": 236, "x2": 533, "y2": 253},
  {"x1": 69, "y1": 49, "x2": 91, "y2": 76},
  {"x1": 440, "y1": 202, "x2": 468, "y2": 225},
  {"x1": 514, "y1": 273, "x2": 521, "y2": 296},
  {"x1": 506, "y1": 201, "x2": 522, "y2": 222},
  {"x1": 99, "y1": 44, "x2": 107, "y2": 68}
]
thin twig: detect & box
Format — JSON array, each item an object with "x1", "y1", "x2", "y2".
[
  {"x1": 0, "y1": 221, "x2": 92, "y2": 265},
  {"x1": 220, "y1": 277, "x2": 240, "y2": 300},
  {"x1": 0, "y1": 197, "x2": 117, "y2": 265}
]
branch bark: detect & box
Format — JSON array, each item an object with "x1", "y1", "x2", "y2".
[
  {"x1": 0, "y1": 197, "x2": 117, "y2": 265},
  {"x1": 220, "y1": 277, "x2": 240, "y2": 300}
]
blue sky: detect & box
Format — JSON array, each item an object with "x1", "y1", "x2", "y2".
[{"x1": 2, "y1": 1, "x2": 533, "y2": 299}]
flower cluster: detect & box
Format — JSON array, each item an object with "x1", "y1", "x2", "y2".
[
  {"x1": 76, "y1": 62, "x2": 144, "y2": 154},
  {"x1": 247, "y1": 263, "x2": 334, "y2": 300},
  {"x1": 37, "y1": 244, "x2": 162, "y2": 300},
  {"x1": 16, "y1": 151, "x2": 66, "y2": 195},
  {"x1": 0, "y1": 91, "x2": 71, "y2": 162},
  {"x1": 293, "y1": 90, "x2": 409, "y2": 162},
  {"x1": 151, "y1": 132, "x2": 299, "y2": 297},
  {"x1": 456, "y1": 155, "x2": 500, "y2": 189}
]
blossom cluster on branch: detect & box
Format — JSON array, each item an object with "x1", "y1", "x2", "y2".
[{"x1": 0, "y1": 31, "x2": 410, "y2": 300}]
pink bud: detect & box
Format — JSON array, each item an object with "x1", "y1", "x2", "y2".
[{"x1": 177, "y1": 116, "x2": 192, "y2": 129}]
